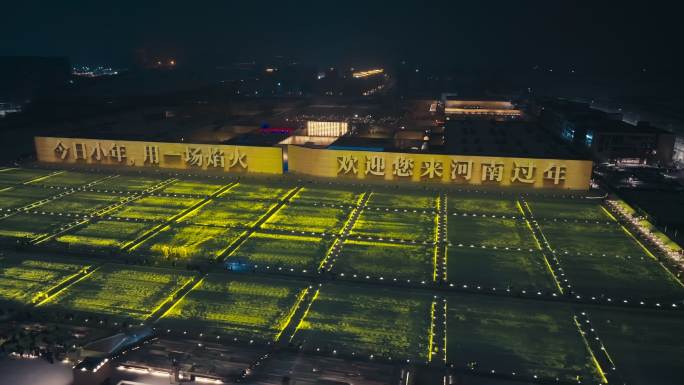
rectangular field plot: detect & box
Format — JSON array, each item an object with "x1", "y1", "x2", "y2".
[
  {"x1": 219, "y1": 183, "x2": 289, "y2": 201},
  {"x1": 0, "y1": 256, "x2": 85, "y2": 304},
  {"x1": 447, "y1": 216, "x2": 537, "y2": 250},
  {"x1": 94, "y1": 175, "x2": 164, "y2": 192},
  {"x1": 230, "y1": 233, "x2": 330, "y2": 270},
  {"x1": 182, "y1": 199, "x2": 273, "y2": 228},
  {"x1": 447, "y1": 295, "x2": 599, "y2": 383},
  {"x1": 0, "y1": 168, "x2": 57, "y2": 185},
  {"x1": 263, "y1": 204, "x2": 349, "y2": 234},
  {"x1": 446, "y1": 247, "x2": 555, "y2": 291},
  {"x1": 0, "y1": 186, "x2": 58, "y2": 210},
  {"x1": 334, "y1": 241, "x2": 434, "y2": 281},
  {"x1": 32, "y1": 171, "x2": 108, "y2": 187},
  {"x1": 555, "y1": 253, "x2": 682, "y2": 299},
  {"x1": 367, "y1": 191, "x2": 436, "y2": 210},
  {"x1": 540, "y1": 222, "x2": 646, "y2": 257},
  {"x1": 0, "y1": 214, "x2": 72, "y2": 240},
  {"x1": 38, "y1": 192, "x2": 122, "y2": 214},
  {"x1": 161, "y1": 275, "x2": 308, "y2": 340},
  {"x1": 56, "y1": 220, "x2": 153, "y2": 250},
  {"x1": 448, "y1": 196, "x2": 519, "y2": 216},
  {"x1": 590, "y1": 309, "x2": 684, "y2": 385},
  {"x1": 45, "y1": 264, "x2": 194, "y2": 320},
  {"x1": 293, "y1": 284, "x2": 432, "y2": 360},
  {"x1": 160, "y1": 180, "x2": 227, "y2": 196},
  {"x1": 138, "y1": 224, "x2": 244, "y2": 262},
  {"x1": 528, "y1": 200, "x2": 609, "y2": 220},
  {"x1": 352, "y1": 210, "x2": 435, "y2": 241},
  {"x1": 113, "y1": 196, "x2": 200, "y2": 221},
  {"x1": 291, "y1": 186, "x2": 360, "y2": 205}
]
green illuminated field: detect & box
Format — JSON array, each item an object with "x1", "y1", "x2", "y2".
[
  {"x1": 334, "y1": 240, "x2": 434, "y2": 281},
  {"x1": 446, "y1": 247, "x2": 556, "y2": 291},
  {"x1": 554, "y1": 252, "x2": 681, "y2": 299},
  {"x1": 161, "y1": 274, "x2": 307, "y2": 340},
  {"x1": 590, "y1": 308, "x2": 684, "y2": 385},
  {"x1": 541, "y1": 222, "x2": 644, "y2": 256},
  {"x1": 292, "y1": 186, "x2": 360, "y2": 204},
  {"x1": 0, "y1": 186, "x2": 59, "y2": 210},
  {"x1": 367, "y1": 191, "x2": 436, "y2": 209},
  {"x1": 0, "y1": 167, "x2": 680, "y2": 385},
  {"x1": 352, "y1": 210, "x2": 435, "y2": 241},
  {"x1": 0, "y1": 168, "x2": 57, "y2": 185},
  {"x1": 263, "y1": 204, "x2": 349, "y2": 234},
  {"x1": 182, "y1": 198, "x2": 274, "y2": 228},
  {"x1": 38, "y1": 192, "x2": 122, "y2": 214},
  {"x1": 528, "y1": 199, "x2": 609, "y2": 220},
  {"x1": 230, "y1": 232, "x2": 330, "y2": 270},
  {"x1": 56, "y1": 220, "x2": 153, "y2": 250},
  {"x1": 0, "y1": 214, "x2": 72, "y2": 240},
  {"x1": 448, "y1": 216, "x2": 537, "y2": 250},
  {"x1": 139, "y1": 224, "x2": 243, "y2": 262},
  {"x1": 0, "y1": 256, "x2": 86, "y2": 304},
  {"x1": 292, "y1": 284, "x2": 432, "y2": 360},
  {"x1": 31, "y1": 171, "x2": 107, "y2": 187},
  {"x1": 94, "y1": 175, "x2": 164, "y2": 191},
  {"x1": 44, "y1": 264, "x2": 194, "y2": 320},
  {"x1": 114, "y1": 196, "x2": 200, "y2": 221},
  {"x1": 446, "y1": 294, "x2": 599, "y2": 383},
  {"x1": 448, "y1": 196, "x2": 519, "y2": 216},
  {"x1": 160, "y1": 180, "x2": 226, "y2": 195},
  {"x1": 219, "y1": 183, "x2": 288, "y2": 201}
]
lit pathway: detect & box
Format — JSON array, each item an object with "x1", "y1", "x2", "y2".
[
  {"x1": 318, "y1": 191, "x2": 371, "y2": 273},
  {"x1": 434, "y1": 193, "x2": 448, "y2": 283},
  {"x1": 218, "y1": 186, "x2": 303, "y2": 263},
  {"x1": 517, "y1": 199, "x2": 569, "y2": 296}
]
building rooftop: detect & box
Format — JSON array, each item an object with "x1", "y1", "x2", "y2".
[
  {"x1": 542, "y1": 99, "x2": 672, "y2": 135},
  {"x1": 444, "y1": 119, "x2": 588, "y2": 160}
]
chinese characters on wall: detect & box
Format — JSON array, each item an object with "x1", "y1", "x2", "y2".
[
  {"x1": 335, "y1": 154, "x2": 568, "y2": 185},
  {"x1": 36, "y1": 137, "x2": 286, "y2": 174},
  {"x1": 38, "y1": 137, "x2": 587, "y2": 188},
  {"x1": 52, "y1": 140, "x2": 249, "y2": 170}
]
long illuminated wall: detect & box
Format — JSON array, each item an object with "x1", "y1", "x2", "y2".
[
  {"x1": 34, "y1": 137, "x2": 283, "y2": 174},
  {"x1": 33, "y1": 136, "x2": 593, "y2": 189},
  {"x1": 287, "y1": 145, "x2": 592, "y2": 190}
]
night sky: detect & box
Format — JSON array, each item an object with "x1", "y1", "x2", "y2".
[{"x1": 2, "y1": 1, "x2": 683, "y2": 73}]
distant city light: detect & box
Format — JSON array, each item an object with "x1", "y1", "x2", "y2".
[{"x1": 72, "y1": 65, "x2": 122, "y2": 78}]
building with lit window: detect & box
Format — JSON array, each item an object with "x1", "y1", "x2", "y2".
[
  {"x1": 306, "y1": 121, "x2": 349, "y2": 137},
  {"x1": 539, "y1": 99, "x2": 675, "y2": 166},
  {"x1": 443, "y1": 99, "x2": 523, "y2": 119}
]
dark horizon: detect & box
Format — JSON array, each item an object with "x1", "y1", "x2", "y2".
[{"x1": 2, "y1": 1, "x2": 684, "y2": 75}]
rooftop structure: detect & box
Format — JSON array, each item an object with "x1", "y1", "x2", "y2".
[{"x1": 444, "y1": 99, "x2": 523, "y2": 118}]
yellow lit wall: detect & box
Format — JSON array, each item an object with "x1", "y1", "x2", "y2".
[
  {"x1": 35, "y1": 136, "x2": 283, "y2": 174},
  {"x1": 287, "y1": 145, "x2": 592, "y2": 190}
]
